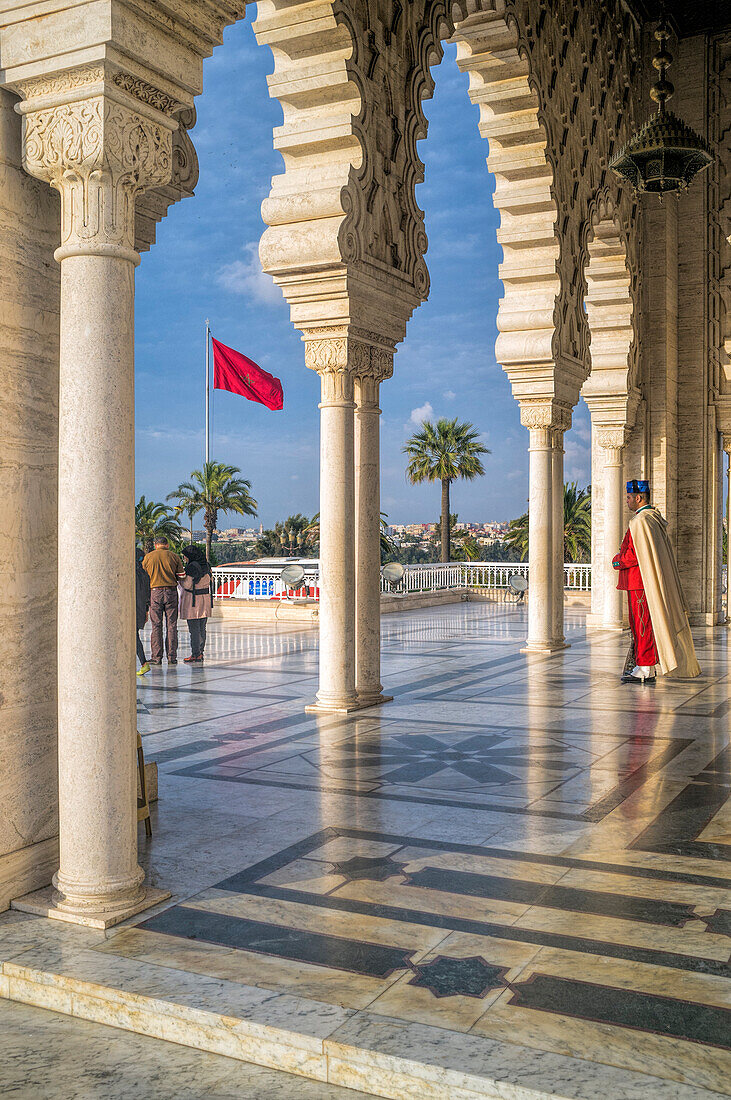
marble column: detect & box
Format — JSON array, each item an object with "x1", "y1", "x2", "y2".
[
  {"x1": 13, "y1": 76, "x2": 174, "y2": 924},
  {"x1": 520, "y1": 405, "x2": 571, "y2": 653},
  {"x1": 305, "y1": 344, "x2": 359, "y2": 712},
  {"x1": 523, "y1": 422, "x2": 554, "y2": 651},
  {"x1": 723, "y1": 441, "x2": 731, "y2": 623},
  {"x1": 551, "y1": 429, "x2": 568, "y2": 648},
  {"x1": 354, "y1": 356, "x2": 392, "y2": 707},
  {"x1": 597, "y1": 432, "x2": 627, "y2": 631}
]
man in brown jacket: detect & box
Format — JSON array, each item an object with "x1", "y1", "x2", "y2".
[{"x1": 142, "y1": 537, "x2": 185, "y2": 665}]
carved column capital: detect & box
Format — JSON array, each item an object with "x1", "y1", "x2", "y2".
[
  {"x1": 303, "y1": 329, "x2": 394, "y2": 408},
  {"x1": 519, "y1": 401, "x2": 573, "y2": 434},
  {"x1": 14, "y1": 67, "x2": 176, "y2": 263},
  {"x1": 595, "y1": 427, "x2": 628, "y2": 459}
]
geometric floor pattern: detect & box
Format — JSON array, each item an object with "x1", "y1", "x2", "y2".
[{"x1": 3, "y1": 602, "x2": 731, "y2": 1096}]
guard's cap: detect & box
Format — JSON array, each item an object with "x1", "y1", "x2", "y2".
[{"x1": 626, "y1": 479, "x2": 649, "y2": 494}]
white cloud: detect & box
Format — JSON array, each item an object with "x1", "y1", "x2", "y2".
[
  {"x1": 216, "y1": 243, "x2": 281, "y2": 305},
  {"x1": 409, "y1": 402, "x2": 434, "y2": 426},
  {"x1": 443, "y1": 390, "x2": 456, "y2": 401}
]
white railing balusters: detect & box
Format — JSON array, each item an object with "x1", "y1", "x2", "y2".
[{"x1": 211, "y1": 561, "x2": 592, "y2": 600}]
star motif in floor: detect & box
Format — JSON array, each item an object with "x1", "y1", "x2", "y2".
[
  {"x1": 319, "y1": 733, "x2": 580, "y2": 787},
  {"x1": 408, "y1": 955, "x2": 510, "y2": 999},
  {"x1": 330, "y1": 855, "x2": 408, "y2": 882}
]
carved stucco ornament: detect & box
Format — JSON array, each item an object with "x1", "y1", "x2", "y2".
[{"x1": 20, "y1": 94, "x2": 174, "y2": 261}]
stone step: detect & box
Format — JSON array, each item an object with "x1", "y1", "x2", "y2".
[{"x1": 0, "y1": 931, "x2": 709, "y2": 1100}]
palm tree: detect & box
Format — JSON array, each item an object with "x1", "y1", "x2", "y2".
[
  {"x1": 380, "y1": 514, "x2": 397, "y2": 562},
  {"x1": 403, "y1": 418, "x2": 489, "y2": 562},
  {"x1": 166, "y1": 484, "x2": 201, "y2": 544},
  {"x1": 563, "y1": 482, "x2": 592, "y2": 562},
  {"x1": 135, "y1": 496, "x2": 183, "y2": 553},
  {"x1": 304, "y1": 513, "x2": 320, "y2": 554},
  {"x1": 172, "y1": 461, "x2": 257, "y2": 563},
  {"x1": 505, "y1": 482, "x2": 592, "y2": 562},
  {"x1": 254, "y1": 527, "x2": 280, "y2": 557}
]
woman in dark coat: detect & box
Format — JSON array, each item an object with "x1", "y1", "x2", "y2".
[
  {"x1": 178, "y1": 545, "x2": 212, "y2": 663},
  {"x1": 135, "y1": 546, "x2": 151, "y2": 676}
]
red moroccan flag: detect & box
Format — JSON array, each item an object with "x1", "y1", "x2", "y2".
[{"x1": 212, "y1": 337, "x2": 283, "y2": 411}]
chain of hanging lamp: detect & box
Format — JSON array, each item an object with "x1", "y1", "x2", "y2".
[{"x1": 610, "y1": 7, "x2": 714, "y2": 195}]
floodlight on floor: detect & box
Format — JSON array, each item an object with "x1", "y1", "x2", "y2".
[
  {"x1": 382, "y1": 561, "x2": 406, "y2": 595},
  {"x1": 508, "y1": 574, "x2": 528, "y2": 602},
  {"x1": 280, "y1": 564, "x2": 306, "y2": 597}
]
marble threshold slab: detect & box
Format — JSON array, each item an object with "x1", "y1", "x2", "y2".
[{"x1": 0, "y1": 933, "x2": 722, "y2": 1100}]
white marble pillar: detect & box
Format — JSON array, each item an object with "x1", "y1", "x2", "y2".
[
  {"x1": 306, "y1": 351, "x2": 359, "y2": 712},
  {"x1": 597, "y1": 434, "x2": 626, "y2": 631},
  {"x1": 551, "y1": 429, "x2": 568, "y2": 648},
  {"x1": 524, "y1": 424, "x2": 554, "y2": 651},
  {"x1": 14, "y1": 78, "x2": 174, "y2": 924},
  {"x1": 723, "y1": 444, "x2": 731, "y2": 624},
  {"x1": 354, "y1": 364, "x2": 391, "y2": 707}
]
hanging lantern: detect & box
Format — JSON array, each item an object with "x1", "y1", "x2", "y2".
[{"x1": 610, "y1": 17, "x2": 713, "y2": 194}]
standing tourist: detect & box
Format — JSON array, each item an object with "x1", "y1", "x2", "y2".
[
  {"x1": 178, "y1": 545, "x2": 212, "y2": 663},
  {"x1": 135, "y1": 547, "x2": 151, "y2": 676},
  {"x1": 142, "y1": 536, "x2": 184, "y2": 665},
  {"x1": 613, "y1": 480, "x2": 701, "y2": 685}
]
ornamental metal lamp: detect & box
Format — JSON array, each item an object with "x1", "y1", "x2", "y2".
[{"x1": 610, "y1": 15, "x2": 713, "y2": 194}]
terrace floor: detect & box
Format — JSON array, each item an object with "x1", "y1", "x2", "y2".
[{"x1": 1, "y1": 603, "x2": 730, "y2": 1098}]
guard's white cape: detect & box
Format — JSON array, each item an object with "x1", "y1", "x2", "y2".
[{"x1": 629, "y1": 507, "x2": 701, "y2": 678}]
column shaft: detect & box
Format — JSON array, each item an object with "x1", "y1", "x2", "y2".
[
  {"x1": 355, "y1": 377, "x2": 385, "y2": 705},
  {"x1": 526, "y1": 428, "x2": 554, "y2": 650},
  {"x1": 315, "y1": 371, "x2": 358, "y2": 710},
  {"x1": 54, "y1": 253, "x2": 143, "y2": 914},
  {"x1": 602, "y1": 448, "x2": 625, "y2": 630},
  {"x1": 551, "y1": 431, "x2": 566, "y2": 647},
  {"x1": 14, "y1": 80, "x2": 175, "y2": 923}
]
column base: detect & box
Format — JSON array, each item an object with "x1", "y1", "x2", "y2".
[
  {"x1": 587, "y1": 613, "x2": 624, "y2": 630},
  {"x1": 521, "y1": 641, "x2": 570, "y2": 654},
  {"x1": 358, "y1": 692, "x2": 393, "y2": 708},
  {"x1": 305, "y1": 694, "x2": 392, "y2": 715},
  {"x1": 11, "y1": 885, "x2": 171, "y2": 930}
]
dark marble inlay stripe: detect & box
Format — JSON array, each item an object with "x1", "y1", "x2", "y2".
[
  {"x1": 389, "y1": 652, "x2": 536, "y2": 698},
  {"x1": 630, "y1": 772, "x2": 731, "y2": 862},
  {"x1": 172, "y1": 769, "x2": 583, "y2": 821},
  {"x1": 405, "y1": 867, "x2": 697, "y2": 927},
  {"x1": 579, "y1": 739, "x2": 693, "y2": 822},
  {"x1": 509, "y1": 973, "x2": 731, "y2": 1050},
  {"x1": 218, "y1": 827, "x2": 731, "y2": 895},
  {"x1": 137, "y1": 904, "x2": 413, "y2": 979},
  {"x1": 240, "y1": 883, "x2": 731, "y2": 978},
  {"x1": 150, "y1": 712, "x2": 342, "y2": 766}
]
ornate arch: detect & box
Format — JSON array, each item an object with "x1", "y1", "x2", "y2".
[
  {"x1": 581, "y1": 190, "x2": 639, "y2": 425},
  {"x1": 449, "y1": 1, "x2": 561, "y2": 407},
  {"x1": 254, "y1": 0, "x2": 643, "y2": 378},
  {"x1": 450, "y1": 0, "x2": 642, "y2": 411}
]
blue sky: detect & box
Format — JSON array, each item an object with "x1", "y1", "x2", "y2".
[{"x1": 135, "y1": 12, "x2": 591, "y2": 529}]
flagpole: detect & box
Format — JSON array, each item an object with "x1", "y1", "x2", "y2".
[{"x1": 205, "y1": 319, "x2": 210, "y2": 465}]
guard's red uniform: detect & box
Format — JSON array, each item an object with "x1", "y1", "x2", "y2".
[{"x1": 613, "y1": 528, "x2": 659, "y2": 666}]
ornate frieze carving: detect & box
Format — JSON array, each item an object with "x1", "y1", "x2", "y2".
[
  {"x1": 21, "y1": 96, "x2": 174, "y2": 258},
  {"x1": 112, "y1": 74, "x2": 180, "y2": 116},
  {"x1": 14, "y1": 65, "x2": 105, "y2": 102}
]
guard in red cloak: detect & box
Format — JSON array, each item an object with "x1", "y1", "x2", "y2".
[{"x1": 613, "y1": 479, "x2": 658, "y2": 684}]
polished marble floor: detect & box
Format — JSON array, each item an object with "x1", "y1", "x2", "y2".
[{"x1": 2, "y1": 603, "x2": 731, "y2": 1097}]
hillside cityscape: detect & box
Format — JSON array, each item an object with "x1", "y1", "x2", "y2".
[{"x1": 195, "y1": 518, "x2": 517, "y2": 566}]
